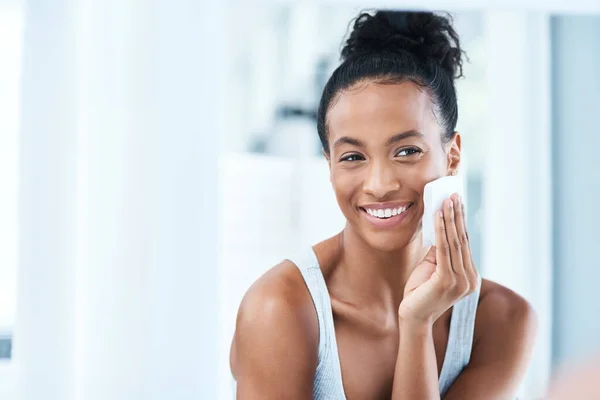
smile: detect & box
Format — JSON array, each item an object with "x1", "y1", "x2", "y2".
[
  {"x1": 359, "y1": 203, "x2": 414, "y2": 228},
  {"x1": 364, "y1": 204, "x2": 411, "y2": 219}
]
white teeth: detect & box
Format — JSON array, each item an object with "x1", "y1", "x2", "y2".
[{"x1": 365, "y1": 205, "x2": 411, "y2": 219}]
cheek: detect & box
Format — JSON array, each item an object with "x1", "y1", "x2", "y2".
[
  {"x1": 390, "y1": 158, "x2": 445, "y2": 194},
  {"x1": 406, "y1": 165, "x2": 443, "y2": 193},
  {"x1": 408, "y1": 152, "x2": 448, "y2": 191},
  {"x1": 330, "y1": 168, "x2": 360, "y2": 206}
]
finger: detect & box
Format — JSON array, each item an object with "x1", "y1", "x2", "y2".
[
  {"x1": 434, "y1": 204, "x2": 452, "y2": 278},
  {"x1": 453, "y1": 194, "x2": 476, "y2": 288},
  {"x1": 458, "y1": 196, "x2": 480, "y2": 288},
  {"x1": 443, "y1": 196, "x2": 464, "y2": 276}
]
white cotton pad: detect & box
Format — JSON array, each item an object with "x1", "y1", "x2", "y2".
[{"x1": 422, "y1": 176, "x2": 465, "y2": 247}]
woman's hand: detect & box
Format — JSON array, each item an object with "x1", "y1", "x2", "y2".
[{"x1": 398, "y1": 194, "x2": 479, "y2": 326}]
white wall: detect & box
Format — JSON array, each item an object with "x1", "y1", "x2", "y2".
[{"x1": 12, "y1": 1, "x2": 225, "y2": 399}]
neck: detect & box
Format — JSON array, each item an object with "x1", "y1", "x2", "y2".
[{"x1": 333, "y1": 223, "x2": 429, "y2": 314}]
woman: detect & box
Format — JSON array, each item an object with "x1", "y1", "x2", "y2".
[{"x1": 230, "y1": 10, "x2": 536, "y2": 399}]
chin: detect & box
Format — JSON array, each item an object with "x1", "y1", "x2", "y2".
[{"x1": 362, "y1": 231, "x2": 417, "y2": 253}]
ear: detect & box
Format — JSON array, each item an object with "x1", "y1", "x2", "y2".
[{"x1": 446, "y1": 132, "x2": 461, "y2": 175}]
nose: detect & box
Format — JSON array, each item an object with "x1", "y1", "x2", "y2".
[{"x1": 362, "y1": 160, "x2": 401, "y2": 199}]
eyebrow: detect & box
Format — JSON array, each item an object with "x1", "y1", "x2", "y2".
[
  {"x1": 385, "y1": 130, "x2": 425, "y2": 146},
  {"x1": 332, "y1": 130, "x2": 425, "y2": 149}
]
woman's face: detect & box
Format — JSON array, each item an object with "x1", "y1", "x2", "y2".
[{"x1": 325, "y1": 81, "x2": 460, "y2": 251}]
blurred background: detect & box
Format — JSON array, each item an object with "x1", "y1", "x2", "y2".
[{"x1": 0, "y1": 0, "x2": 599, "y2": 399}]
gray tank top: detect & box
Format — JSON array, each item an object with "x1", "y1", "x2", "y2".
[{"x1": 289, "y1": 248, "x2": 481, "y2": 399}]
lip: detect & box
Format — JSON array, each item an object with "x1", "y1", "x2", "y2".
[{"x1": 359, "y1": 202, "x2": 414, "y2": 228}]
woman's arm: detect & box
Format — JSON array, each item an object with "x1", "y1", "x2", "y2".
[
  {"x1": 231, "y1": 263, "x2": 319, "y2": 400},
  {"x1": 391, "y1": 319, "x2": 440, "y2": 400},
  {"x1": 392, "y1": 195, "x2": 479, "y2": 399}
]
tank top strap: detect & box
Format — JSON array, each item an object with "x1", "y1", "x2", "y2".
[
  {"x1": 438, "y1": 276, "x2": 482, "y2": 395},
  {"x1": 287, "y1": 249, "x2": 346, "y2": 399}
]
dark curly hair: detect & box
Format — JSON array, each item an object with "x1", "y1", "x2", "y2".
[{"x1": 317, "y1": 10, "x2": 466, "y2": 154}]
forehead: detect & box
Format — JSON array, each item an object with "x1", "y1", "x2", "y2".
[{"x1": 326, "y1": 81, "x2": 440, "y2": 143}]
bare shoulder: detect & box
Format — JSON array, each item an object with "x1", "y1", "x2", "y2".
[
  {"x1": 229, "y1": 260, "x2": 319, "y2": 398},
  {"x1": 235, "y1": 259, "x2": 317, "y2": 329},
  {"x1": 474, "y1": 279, "x2": 538, "y2": 342},
  {"x1": 468, "y1": 278, "x2": 538, "y2": 375}
]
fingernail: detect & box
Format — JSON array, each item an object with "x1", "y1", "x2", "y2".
[{"x1": 449, "y1": 199, "x2": 454, "y2": 209}]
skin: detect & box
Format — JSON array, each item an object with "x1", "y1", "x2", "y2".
[{"x1": 230, "y1": 81, "x2": 537, "y2": 399}]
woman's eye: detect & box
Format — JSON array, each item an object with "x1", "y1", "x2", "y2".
[
  {"x1": 340, "y1": 154, "x2": 365, "y2": 162},
  {"x1": 396, "y1": 147, "x2": 422, "y2": 157}
]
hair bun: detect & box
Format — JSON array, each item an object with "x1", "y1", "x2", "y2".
[{"x1": 341, "y1": 10, "x2": 464, "y2": 79}]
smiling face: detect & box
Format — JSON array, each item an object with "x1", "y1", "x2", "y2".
[{"x1": 325, "y1": 81, "x2": 461, "y2": 251}]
